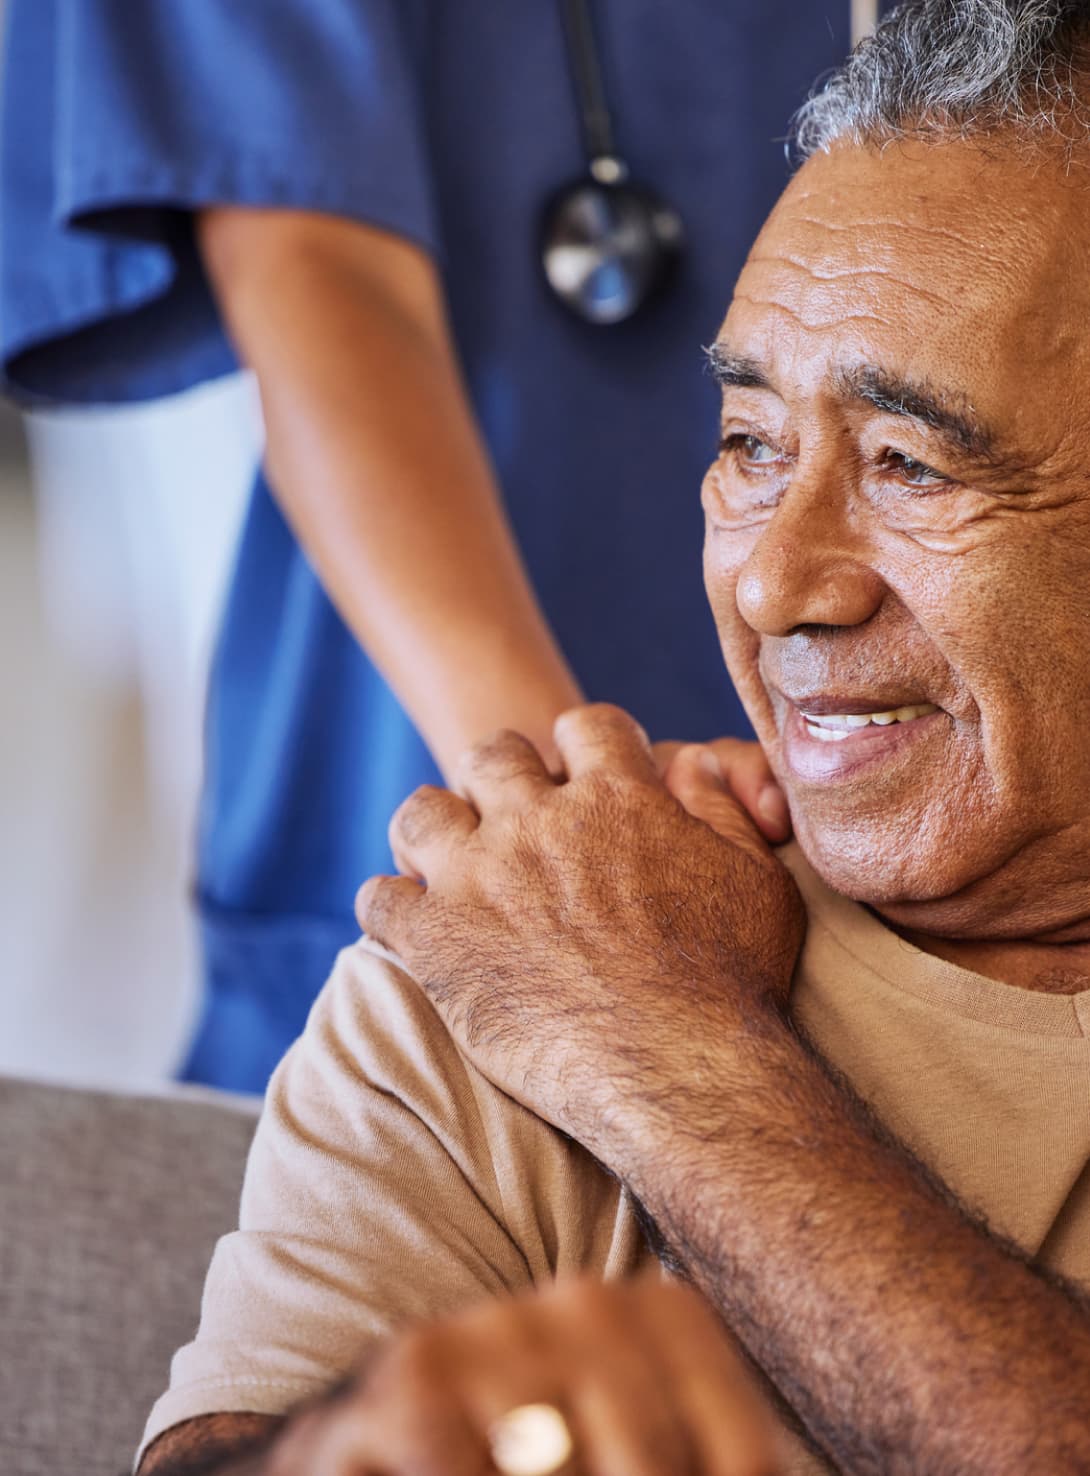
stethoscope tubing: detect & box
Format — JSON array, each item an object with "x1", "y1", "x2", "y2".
[{"x1": 544, "y1": 0, "x2": 882, "y2": 325}]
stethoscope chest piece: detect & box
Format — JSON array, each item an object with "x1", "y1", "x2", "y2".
[
  {"x1": 541, "y1": 170, "x2": 685, "y2": 325},
  {"x1": 543, "y1": 0, "x2": 686, "y2": 326}
]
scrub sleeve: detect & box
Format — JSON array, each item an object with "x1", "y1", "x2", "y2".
[
  {"x1": 1, "y1": 0, "x2": 444, "y2": 1087},
  {"x1": 1, "y1": 0, "x2": 439, "y2": 400}
]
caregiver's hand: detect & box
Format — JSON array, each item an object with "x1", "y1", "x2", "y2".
[
  {"x1": 355, "y1": 704, "x2": 805, "y2": 1153},
  {"x1": 652, "y1": 736, "x2": 791, "y2": 843},
  {"x1": 267, "y1": 1275, "x2": 774, "y2": 1476}
]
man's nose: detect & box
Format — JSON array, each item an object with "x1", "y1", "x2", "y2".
[{"x1": 734, "y1": 480, "x2": 885, "y2": 637}]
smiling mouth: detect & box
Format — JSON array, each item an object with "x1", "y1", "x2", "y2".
[{"x1": 800, "y1": 703, "x2": 940, "y2": 743}]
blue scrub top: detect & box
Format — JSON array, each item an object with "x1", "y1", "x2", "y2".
[{"x1": 1, "y1": 0, "x2": 852, "y2": 1090}]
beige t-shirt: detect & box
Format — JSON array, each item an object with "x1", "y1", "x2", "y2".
[{"x1": 140, "y1": 845, "x2": 1090, "y2": 1472}]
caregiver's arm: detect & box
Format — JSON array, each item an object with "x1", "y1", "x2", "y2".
[{"x1": 197, "y1": 207, "x2": 581, "y2": 781}]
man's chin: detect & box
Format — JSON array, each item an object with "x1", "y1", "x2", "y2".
[{"x1": 789, "y1": 811, "x2": 969, "y2": 911}]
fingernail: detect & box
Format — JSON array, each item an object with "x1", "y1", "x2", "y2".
[
  {"x1": 698, "y1": 748, "x2": 721, "y2": 779},
  {"x1": 757, "y1": 783, "x2": 788, "y2": 829}
]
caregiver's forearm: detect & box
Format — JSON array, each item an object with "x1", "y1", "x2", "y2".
[{"x1": 198, "y1": 207, "x2": 581, "y2": 780}]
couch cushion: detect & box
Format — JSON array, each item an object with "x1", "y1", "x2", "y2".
[{"x1": 0, "y1": 1076, "x2": 259, "y2": 1476}]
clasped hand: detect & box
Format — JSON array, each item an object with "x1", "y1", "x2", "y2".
[
  {"x1": 266, "y1": 1276, "x2": 773, "y2": 1476},
  {"x1": 356, "y1": 704, "x2": 805, "y2": 1149}
]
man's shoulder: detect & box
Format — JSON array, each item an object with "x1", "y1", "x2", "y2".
[
  {"x1": 268, "y1": 936, "x2": 647, "y2": 1272},
  {"x1": 284, "y1": 935, "x2": 502, "y2": 1155},
  {"x1": 321, "y1": 936, "x2": 460, "y2": 1065}
]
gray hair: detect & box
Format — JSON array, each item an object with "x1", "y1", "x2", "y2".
[{"x1": 791, "y1": 0, "x2": 1090, "y2": 159}]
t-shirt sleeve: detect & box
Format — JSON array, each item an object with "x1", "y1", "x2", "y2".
[
  {"x1": 137, "y1": 941, "x2": 645, "y2": 1465},
  {"x1": 0, "y1": 0, "x2": 439, "y2": 406}
]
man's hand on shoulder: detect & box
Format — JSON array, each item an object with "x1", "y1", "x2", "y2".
[
  {"x1": 355, "y1": 702, "x2": 806, "y2": 1155},
  {"x1": 139, "y1": 1277, "x2": 773, "y2": 1475}
]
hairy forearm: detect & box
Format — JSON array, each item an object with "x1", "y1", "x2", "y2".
[
  {"x1": 611, "y1": 1010, "x2": 1090, "y2": 1474},
  {"x1": 199, "y1": 209, "x2": 581, "y2": 779},
  {"x1": 137, "y1": 1412, "x2": 281, "y2": 1476}
]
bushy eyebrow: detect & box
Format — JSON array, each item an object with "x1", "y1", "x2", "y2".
[
  {"x1": 704, "y1": 344, "x2": 771, "y2": 390},
  {"x1": 705, "y1": 343, "x2": 1001, "y2": 462},
  {"x1": 836, "y1": 365, "x2": 999, "y2": 461}
]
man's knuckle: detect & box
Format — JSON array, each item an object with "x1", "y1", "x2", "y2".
[
  {"x1": 589, "y1": 701, "x2": 643, "y2": 738},
  {"x1": 355, "y1": 877, "x2": 381, "y2": 916},
  {"x1": 584, "y1": 700, "x2": 626, "y2": 722},
  {"x1": 393, "y1": 785, "x2": 451, "y2": 844}
]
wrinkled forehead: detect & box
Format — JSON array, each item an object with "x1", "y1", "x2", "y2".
[{"x1": 721, "y1": 137, "x2": 1090, "y2": 414}]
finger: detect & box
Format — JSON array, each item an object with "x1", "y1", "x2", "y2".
[
  {"x1": 634, "y1": 1278, "x2": 774, "y2": 1476},
  {"x1": 389, "y1": 784, "x2": 477, "y2": 881},
  {"x1": 664, "y1": 746, "x2": 769, "y2": 861},
  {"x1": 655, "y1": 738, "x2": 789, "y2": 842},
  {"x1": 354, "y1": 874, "x2": 424, "y2": 956},
  {"x1": 700, "y1": 738, "x2": 790, "y2": 843},
  {"x1": 543, "y1": 1279, "x2": 694, "y2": 1476},
  {"x1": 338, "y1": 1333, "x2": 495, "y2": 1476},
  {"x1": 426, "y1": 1298, "x2": 577, "y2": 1474},
  {"x1": 651, "y1": 739, "x2": 684, "y2": 778},
  {"x1": 455, "y1": 729, "x2": 554, "y2": 815},
  {"x1": 444, "y1": 1291, "x2": 563, "y2": 1421},
  {"x1": 553, "y1": 703, "x2": 659, "y2": 783}
]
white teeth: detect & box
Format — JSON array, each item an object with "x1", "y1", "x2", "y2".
[
  {"x1": 808, "y1": 724, "x2": 854, "y2": 743},
  {"x1": 802, "y1": 703, "x2": 939, "y2": 742}
]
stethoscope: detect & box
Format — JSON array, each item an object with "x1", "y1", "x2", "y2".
[{"x1": 541, "y1": 0, "x2": 880, "y2": 326}]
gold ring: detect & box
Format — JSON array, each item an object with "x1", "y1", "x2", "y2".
[{"x1": 488, "y1": 1402, "x2": 573, "y2": 1476}]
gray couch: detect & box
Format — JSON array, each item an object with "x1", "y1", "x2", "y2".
[{"x1": 0, "y1": 1076, "x2": 260, "y2": 1476}]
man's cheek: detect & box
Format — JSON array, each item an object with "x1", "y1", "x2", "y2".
[
  {"x1": 703, "y1": 541, "x2": 747, "y2": 638},
  {"x1": 703, "y1": 586, "x2": 766, "y2": 732},
  {"x1": 702, "y1": 530, "x2": 745, "y2": 616}
]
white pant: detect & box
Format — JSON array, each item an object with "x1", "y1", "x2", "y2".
[{"x1": 0, "y1": 375, "x2": 261, "y2": 1086}]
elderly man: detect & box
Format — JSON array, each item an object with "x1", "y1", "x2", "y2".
[{"x1": 139, "y1": 2, "x2": 1090, "y2": 1472}]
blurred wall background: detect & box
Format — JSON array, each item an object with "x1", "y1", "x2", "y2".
[
  {"x1": 0, "y1": 380, "x2": 261, "y2": 1087},
  {"x1": 0, "y1": 0, "x2": 267, "y2": 1088}
]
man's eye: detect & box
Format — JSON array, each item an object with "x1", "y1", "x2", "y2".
[
  {"x1": 885, "y1": 451, "x2": 948, "y2": 489},
  {"x1": 722, "y1": 433, "x2": 780, "y2": 467}
]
